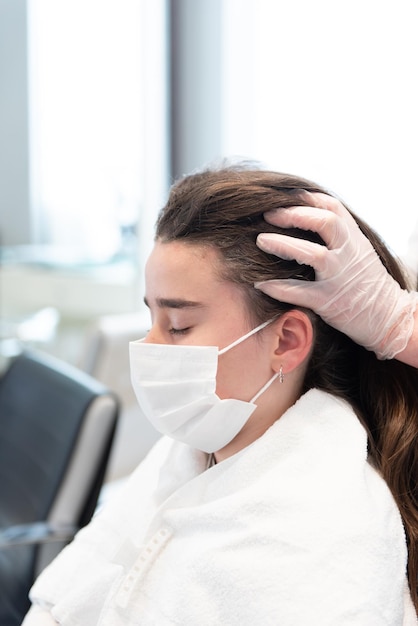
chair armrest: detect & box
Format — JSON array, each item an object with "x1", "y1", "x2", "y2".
[{"x1": 0, "y1": 521, "x2": 77, "y2": 547}]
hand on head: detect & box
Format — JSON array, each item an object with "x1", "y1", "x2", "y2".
[{"x1": 256, "y1": 192, "x2": 418, "y2": 360}]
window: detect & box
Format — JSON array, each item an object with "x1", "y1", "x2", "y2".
[
  {"x1": 28, "y1": 0, "x2": 168, "y2": 269},
  {"x1": 1, "y1": 0, "x2": 169, "y2": 326}
]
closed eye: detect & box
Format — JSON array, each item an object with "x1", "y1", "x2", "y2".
[{"x1": 169, "y1": 327, "x2": 191, "y2": 335}]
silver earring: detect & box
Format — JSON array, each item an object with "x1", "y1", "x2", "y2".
[{"x1": 279, "y1": 365, "x2": 284, "y2": 384}]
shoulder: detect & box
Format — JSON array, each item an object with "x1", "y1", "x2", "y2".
[
  {"x1": 250, "y1": 389, "x2": 406, "y2": 546},
  {"x1": 274, "y1": 388, "x2": 367, "y2": 458}
]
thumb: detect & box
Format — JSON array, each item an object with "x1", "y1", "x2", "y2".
[{"x1": 255, "y1": 279, "x2": 319, "y2": 309}]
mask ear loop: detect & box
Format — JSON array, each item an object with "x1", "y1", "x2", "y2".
[
  {"x1": 218, "y1": 318, "x2": 276, "y2": 355},
  {"x1": 250, "y1": 372, "x2": 280, "y2": 403}
]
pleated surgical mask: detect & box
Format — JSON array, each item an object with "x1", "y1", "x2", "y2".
[{"x1": 129, "y1": 319, "x2": 278, "y2": 453}]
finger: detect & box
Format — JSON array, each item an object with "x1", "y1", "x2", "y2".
[
  {"x1": 304, "y1": 192, "x2": 363, "y2": 236},
  {"x1": 262, "y1": 206, "x2": 349, "y2": 250},
  {"x1": 256, "y1": 233, "x2": 328, "y2": 272},
  {"x1": 300, "y1": 191, "x2": 351, "y2": 219},
  {"x1": 254, "y1": 279, "x2": 320, "y2": 310}
]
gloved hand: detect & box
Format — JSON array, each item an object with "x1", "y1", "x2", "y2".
[{"x1": 255, "y1": 192, "x2": 418, "y2": 359}]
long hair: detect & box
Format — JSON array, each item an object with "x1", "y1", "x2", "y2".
[{"x1": 156, "y1": 163, "x2": 418, "y2": 609}]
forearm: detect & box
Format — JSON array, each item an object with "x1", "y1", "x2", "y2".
[{"x1": 396, "y1": 307, "x2": 418, "y2": 368}]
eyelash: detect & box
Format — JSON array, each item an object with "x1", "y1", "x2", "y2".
[{"x1": 169, "y1": 327, "x2": 191, "y2": 336}]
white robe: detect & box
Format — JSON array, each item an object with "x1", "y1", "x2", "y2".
[{"x1": 25, "y1": 389, "x2": 417, "y2": 625}]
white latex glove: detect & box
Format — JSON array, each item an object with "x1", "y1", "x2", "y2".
[{"x1": 255, "y1": 192, "x2": 418, "y2": 360}]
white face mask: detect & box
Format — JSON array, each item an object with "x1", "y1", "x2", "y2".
[{"x1": 129, "y1": 320, "x2": 279, "y2": 453}]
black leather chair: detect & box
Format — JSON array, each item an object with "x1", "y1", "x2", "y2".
[{"x1": 0, "y1": 349, "x2": 119, "y2": 626}]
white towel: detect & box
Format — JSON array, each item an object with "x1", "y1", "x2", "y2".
[{"x1": 27, "y1": 388, "x2": 417, "y2": 625}]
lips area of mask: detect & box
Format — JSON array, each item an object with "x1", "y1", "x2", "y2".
[
  {"x1": 129, "y1": 341, "x2": 257, "y2": 452},
  {"x1": 129, "y1": 319, "x2": 277, "y2": 453}
]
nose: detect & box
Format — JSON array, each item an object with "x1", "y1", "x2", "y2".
[{"x1": 143, "y1": 325, "x2": 165, "y2": 344}]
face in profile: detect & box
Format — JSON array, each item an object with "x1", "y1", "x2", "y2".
[{"x1": 143, "y1": 239, "x2": 276, "y2": 404}]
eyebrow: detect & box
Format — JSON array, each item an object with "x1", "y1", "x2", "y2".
[{"x1": 143, "y1": 297, "x2": 205, "y2": 310}]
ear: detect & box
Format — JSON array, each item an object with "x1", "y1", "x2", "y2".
[{"x1": 270, "y1": 310, "x2": 314, "y2": 376}]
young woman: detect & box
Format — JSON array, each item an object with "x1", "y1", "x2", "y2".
[{"x1": 23, "y1": 165, "x2": 418, "y2": 625}]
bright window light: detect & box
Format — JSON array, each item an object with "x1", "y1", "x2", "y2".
[
  {"x1": 221, "y1": 0, "x2": 418, "y2": 271},
  {"x1": 28, "y1": 0, "x2": 168, "y2": 266}
]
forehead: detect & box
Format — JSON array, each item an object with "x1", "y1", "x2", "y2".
[
  {"x1": 146, "y1": 239, "x2": 221, "y2": 276},
  {"x1": 145, "y1": 239, "x2": 244, "y2": 306}
]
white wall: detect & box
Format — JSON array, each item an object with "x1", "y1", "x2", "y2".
[{"x1": 221, "y1": 0, "x2": 418, "y2": 270}]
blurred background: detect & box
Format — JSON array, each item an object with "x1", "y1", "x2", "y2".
[{"x1": 1, "y1": 0, "x2": 417, "y2": 482}]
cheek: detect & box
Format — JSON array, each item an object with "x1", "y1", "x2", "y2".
[
  {"x1": 215, "y1": 344, "x2": 272, "y2": 400},
  {"x1": 215, "y1": 357, "x2": 237, "y2": 399}
]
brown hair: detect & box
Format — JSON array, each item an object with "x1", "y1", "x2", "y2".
[{"x1": 156, "y1": 163, "x2": 418, "y2": 608}]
